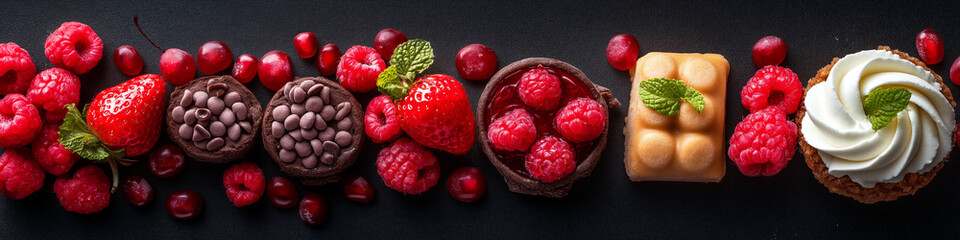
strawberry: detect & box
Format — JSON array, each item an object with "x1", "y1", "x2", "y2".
[
  {"x1": 378, "y1": 40, "x2": 475, "y2": 154},
  {"x1": 59, "y1": 74, "x2": 167, "y2": 191}
]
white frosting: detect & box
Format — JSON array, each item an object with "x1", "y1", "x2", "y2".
[{"x1": 801, "y1": 50, "x2": 955, "y2": 187}]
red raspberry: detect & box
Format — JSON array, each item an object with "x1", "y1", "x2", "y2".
[
  {"x1": 26, "y1": 68, "x2": 81, "y2": 121},
  {"x1": 54, "y1": 165, "x2": 111, "y2": 214},
  {"x1": 525, "y1": 136, "x2": 575, "y2": 183},
  {"x1": 0, "y1": 94, "x2": 42, "y2": 147},
  {"x1": 223, "y1": 162, "x2": 265, "y2": 207},
  {"x1": 728, "y1": 107, "x2": 797, "y2": 177},
  {"x1": 364, "y1": 95, "x2": 404, "y2": 143},
  {"x1": 336, "y1": 46, "x2": 386, "y2": 92},
  {"x1": 0, "y1": 148, "x2": 44, "y2": 200},
  {"x1": 554, "y1": 98, "x2": 606, "y2": 143},
  {"x1": 487, "y1": 108, "x2": 537, "y2": 151},
  {"x1": 517, "y1": 66, "x2": 561, "y2": 111},
  {"x1": 32, "y1": 122, "x2": 79, "y2": 176},
  {"x1": 740, "y1": 66, "x2": 802, "y2": 114},
  {"x1": 44, "y1": 22, "x2": 103, "y2": 75},
  {"x1": 0, "y1": 42, "x2": 37, "y2": 95},
  {"x1": 376, "y1": 138, "x2": 440, "y2": 194}
]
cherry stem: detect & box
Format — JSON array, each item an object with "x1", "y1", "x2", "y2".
[
  {"x1": 133, "y1": 16, "x2": 163, "y2": 52},
  {"x1": 108, "y1": 158, "x2": 119, "y2": 194}
]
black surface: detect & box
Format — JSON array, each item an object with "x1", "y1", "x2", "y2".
[{"x1": 2, "y1": 0, "x2": 960, "y2": 239}]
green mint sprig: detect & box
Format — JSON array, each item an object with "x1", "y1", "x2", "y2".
[
  {"x1": 58, "y1": 104, "x2": 125, "y2": 161},
  {"x1": 377, "y1": 39, "x2": 434, "y2": 101},
  {"x1": 637, "y1": 78, "x2": 705, "y2": 116},
  {"x1": 862, "y1": 87, "x2": 911, "y2": 131}
]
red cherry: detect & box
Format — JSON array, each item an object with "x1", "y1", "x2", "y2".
[
  {"x1": 341, "y1": 174, "x2": 375, "y2": 203},
  {"x1": 752, "y1": 36, "x2": 787, "y2": 68},
  {"x1": 317, "y1": 44, "x2": 341, "y2": 76},
  {"x1": 121, "y1": 174, "x2": 153, "y2": 207},
  {"x1": 455, "y1": 44, "x2": 498, "y2": 80},
  {"x1": 916, "y1": 29, "x2": 944, "y2": 65},
  {"x1": 950, "y1": 57, "x2": 960, "y2": 86},
  {"x1": 299, "y1": 193, "x2": 329, "y2": 227},
  {"x1": 197, "y1": 41, "x2": 233, "y2": 75},
  {"x1": 149, "y1": 144, "x2": 185, "y2": 179},
  {"x1": 374, "y1": 28, "x2": 407, "y2": 61},
  {"x1": 445, "y1": 166, "x2": 486, "y2": 203},
  {"x1": 267, "y1": 177, "x2": 299, "y2": 209},
  {"x1": 258, "y1": 51, "x2": 293, "y2": 91},
  {"x1": 112, "y1": 45, "x2": 143, "y2": 76},
  {"x1": 166, "y1": 190, "x2": 203, "y2": 220},
  {"x1": 232, "y1": 54, "x2": 259, "y2": 84},
  {"x1": 294, "y1": 32, "x2": 319, "y2": 59},
  {"x1": 606, "y1": 34, "x2": 640, "y2": 71},
  {"x1": 159, "y1": 48, "x2": 197, "y2": 85}
]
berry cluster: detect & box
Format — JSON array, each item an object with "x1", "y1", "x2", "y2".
[{"x1": 730, "y1": 66, "x2": 801, "y2": 177}]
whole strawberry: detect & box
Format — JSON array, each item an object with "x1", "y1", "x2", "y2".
[{"x1": 378, "y1": 40, "x2": 476, "y2": 154}]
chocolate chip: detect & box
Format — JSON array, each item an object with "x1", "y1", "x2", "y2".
[
  {"x1": 180, "y1": 89, "x2": 194, "y2": 107},
  {"x1": 196, "y1": 108, "x2": 212, "y2": 122},
  {"x1": 184, "y1": 109, "x2": 197, "y2": 125},
  {"x1": 284, "y1": 114, "x2": 300, "y2": 131},
  {"x1": 322, "y1": 141, "x2": 339, "y2": 157},
  {"x1": 207, "y1": 97, "x2": 225, "y2": 115},
  {"x1": 172, "y1": 106, "x2": 185, "y2": 124},
  {"x1": 279, "y1": 149, "x2": 296, "y2": 163},
  {"x1": 282, "y1": 83, "x2": 293, "y2": 99},
  {"x1": 207, "y1": 137, "x2": 225, "y2": 151},
  {"x1": 320, "y1": 105, "x2": 336, "y2": 121},
  {"x1": 231, "y1": 102, "x2": 247, "y2": 121},
  {"x1": 310, "y1": 139, "x2": 323, "y2": 155},
  {"x1": 307, "y1": 84, "x2": 324, "y2": 96},
  {"x1": 239, "y1": 121, "x2": 252, "y2": 133},
  {"x1": 290, "y1": 87, "x2": 306, "y2": 103},
  {"x1": 320, "y1": 152, "x2": 335, "y2": 165},
  {"x1": 299, "y1": 80, "x2": 315, "y2": 91},
  {"x1": 272, "y1": 105, "x2": 290, "y2": 121},
  {"x1": 295, "y1": 141, "x2": 312, "y2": 157},
  {"x1": 194, "y1": 140, "x2": 209, "y2": 150},
  {"x1": 305, "y1": 96, "x2": 323, "y2": 113},
  {"x1": 300, "y1": 112, "x2": 316, "y2": 129},
  {"x1": 319, "y1": 128, "x2": 336, "y2": 142},
  {"x1": 289, "y1": 128, "x2": 304, "y2": 141},
  {"x1": 335, "y1": 102, "x2": 351, "y2": 121},
  {"x1": 314, "y1": 115, "x2": 327, "y2": 130},
  {"x1": 224, "y1": 92, "x2": 242, "y2": 106},
  {"x1": 210, "y1": 121, "x2": 227, "y2": 137},
  {"x1": 193, "y1": 125, "x2": 211, "y2": 142},
  {"x1": 207, "y1": 83, "x2": 228, "y2": 97},
  {"x1": 291, "y1": 104, "x2": 306, "y2": 116},
  {"x1": 271, "y1": 121, "x2": 285, "y2": 138},
  {"x1": 228, "y1": 124, "x2": 241, "y2": 141},
  {"x1": 193, "y1": 91, "x2": 209, "y2": 108},
  {"x1": 320, "y1": 87, "x2": 330, "y2": 103},
  {"x1": 220, "y1": 108, "x2": 236, "y2": 126},
  {"x1": 335, "y1": 131, "x2": 352, "y2": 147},
  {"x1": 280, "y1": 135, "x2": 295, "y2": 150},
  {"x1": 301, "y1": 128, "x2": 318, "y2": 140},
  {"x1": 336, "y1": 118, "x2": 352, "y2": 130},
  {"x1": 301, "y1": 155, "x2": 318, "y2": 169},
  {"x1": 178, "y1": 124, "x2": 192, "y2": 139}
]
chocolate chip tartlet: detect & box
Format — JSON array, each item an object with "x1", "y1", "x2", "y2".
[
  {"x1": 166, "y1": 75, "x2": 263, "y2": 164},
  {"x1": 262, "y1": 77, "x2": 364, "y2": 185},
  {"x1": 477, "y1": 58, "x2": 620, "y2": 197}
]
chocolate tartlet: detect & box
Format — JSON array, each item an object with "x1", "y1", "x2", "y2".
[
  {"x1": 477, "y1": 58, "x2": 620, "y2": 197},
  {"x1": 262, "y1": 77, "x2": 364, "y2": 185},
  {"x1": 166, "y1": 76, "x2": 262, "y2": 164}
]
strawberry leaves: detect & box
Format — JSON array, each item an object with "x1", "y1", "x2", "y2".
[
  {"x1": 58, "y1": 104, "x2": 125, "y2": 161},
  {"x1": 377, "y1": 39, "x2": 435, "y2": 101}
]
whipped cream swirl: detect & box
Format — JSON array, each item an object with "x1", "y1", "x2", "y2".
[{"x1": 801, "y1": 50, "x2": 955, "y2": 187}]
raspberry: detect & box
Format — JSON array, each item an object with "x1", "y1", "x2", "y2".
[
  {"x1": 487, "y1": 108, "x2": 537, "y2": 151},
  {"x1": 0, "y1": 148, "x2": 45, "y2": 200},
  {"x1": 376, "y1": 138, "x2": 440, "y2": 194},
  {"x1": 32, "y1": 122, "x2": 79, "y2": 176},
  {"x1": 525, "y1": 136, "x2": 575, "y2": 183},
  {"x1": 26, "y1": 68, "x2": 81, "y2": 121},
  {"x1": 0, "y1": 94, "x2": 42, "y2": 148},
  {"x1": 517, "y1": 66, "x2": 561, "y2": 111},
  {"x1": 0, "y1": 42, "x2": 37, "y2": 95},
  {"x1": 553, "y1": 98, "x2": 606, "y2": 143},
  {"x1": 223, "y1": 162, "x2": 265, "y2": 207},
  {"x1": 44, "y1": 22, "x2": 103, "y2": 75},
  {"x1": 728, "y1": 107, "x2": 798, "y2": 177},
  {"x1": 740, "y1": 66, "x2": 803, "y2": 114},
  {"x1": 336, "y1": 46, "x2": 386, "y2": 92},
  {"x1": 54, "y1": 165, "x2": 111, "y2": 214},
  {"x1": 364, "y1": 95, "x2": 404, "y2": 143}
]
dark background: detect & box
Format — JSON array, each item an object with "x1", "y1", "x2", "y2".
[{"x1": 2, "y1": 0, "x2": 959, "y2": 239}]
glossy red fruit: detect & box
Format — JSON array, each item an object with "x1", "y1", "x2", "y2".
[
  {"x1": 121, "y1": 174, "x2": 153, "y2": 207},
  {"x1": 166, "y1": 190, "x2": 203, "y2": 220},
  {"x1": 258, "y1": 51, "x2": 293, "y2": 91},
  {"x1": 149, "y1": 144, "x2": 185, "y2": 178},
  {"x1": 317, "y1": 44, "x2": 341, "y2": 76},
  {"x1": 112, "y1": 45, "x2": 143, "y2": 76},
  {"x1": 232, "y1": 54, "x2": 258, "y2": 84},
  {"x1": 396, "y1": 74, "x2": 476, "y2": 155},
  {"x1": 374, "y1": 28, "x2": 407, "y2": 60},
  {"x1": 951, "y1": 57, "x2": 960, "y2": 86},
  {"x1": 455, "y1": 44, "x2": 498, "y2": 80},
  {"x1": 83, "y1": 74, "x2": 167, "y2": 157},
  {"x1": 267, "y1": 177, "x2": 299, "y2": 209},
  {"x1": 606, "y1": 34, "x2": 640, "y2": 71},
  {"x1": 159, "y1": 48, "x2": 197, "y2": 86},
  {"x1": 294, "y1": 32, "x2": 319, "y2": 59},
  {"x1": 299, "y1": 193, "x2": 329, "y2": 227},
  {"x1": 752, "y1": 36, "x2": 787, "y2": 68},
  {"x1": 197, "y1": 41, "x2": 233, "y2": 75},
  {"x1": 446, "y1": 166, "x2": 486, "y2": 203},
  {"x1": 341, "y1": 174, "x2": 375, "y2": 203},
  {"x1": 916, "y1": 29, "x2": 944, "y2": 65}
]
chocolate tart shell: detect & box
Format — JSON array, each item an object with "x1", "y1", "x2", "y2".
[
  {"x1": 261, "y1": 77, "x2": 365, "y2": 186},
  {"x1": 165, "y1": 75, "x2": 263, "y2": 164},
  {"x1": 477, "y1": 57, "x2": 620, "y2": 198},
  {"x1": 796, "y1": 46, "x2": 956, "y2": 204}
]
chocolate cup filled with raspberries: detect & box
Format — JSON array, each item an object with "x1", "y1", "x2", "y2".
[
  {"x1": 166, "y1": 75, "x2": 262, "y2": 164},
  {"x1": 477, "y1": 58, "x2": 620, "y2": 198},
  {"x1": 262, "y1": 77, "x2": 365, "y2": 186}
]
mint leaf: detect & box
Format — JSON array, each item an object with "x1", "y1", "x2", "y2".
[
  {"x1": 58, "y1": 104, "x2": 124, "y2": 161},
  {"x1": 863, "y1": 87, "x2": 911, "y2": 131},
  {"x1": 638, "y1": 78, "x2": 704, "y2": 116},
  {"x1": 376, "y1": 66, "x2": 409, "y2": 101},
  {"x1": 390, "y1": 39, "x2": 434, "y2": 76}
]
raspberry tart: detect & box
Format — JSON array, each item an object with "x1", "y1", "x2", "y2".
[
  {"x1": 477, "y1": 58, "x2": 619, "y2": 197},
  {"x1": 166, "y1": 75, "x2": 263, "y2": 164},
  {"x1": 262, "y1": 77, "x2": 364, "y2": 185}
]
